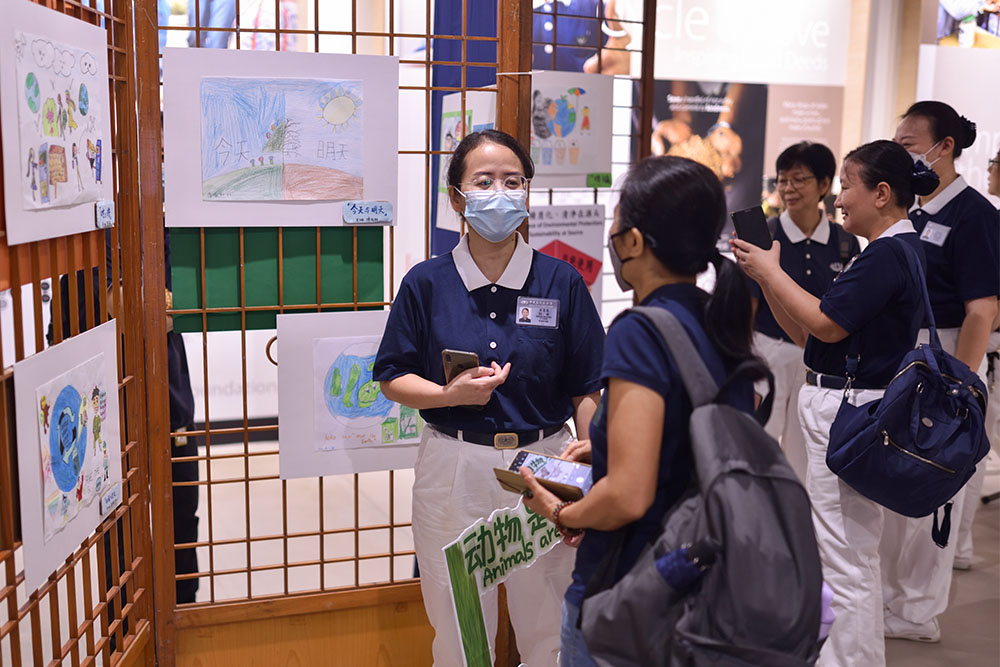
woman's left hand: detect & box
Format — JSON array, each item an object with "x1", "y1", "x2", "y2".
[{"x1": 730, "y1": 237, "x2": 781, "y2": 284}]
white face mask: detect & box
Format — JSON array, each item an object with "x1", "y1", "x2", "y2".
[{"x1": 907, "y1": 140, "x2": 943, "y2": 170}]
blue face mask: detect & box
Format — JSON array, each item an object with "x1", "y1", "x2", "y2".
[{"x1": 460, "y1": 189, "x2": 528, "y2": 244}]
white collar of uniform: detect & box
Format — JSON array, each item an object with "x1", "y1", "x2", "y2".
[
  {"x1": 910, "y1": 175, "x2": 967, "y2": 216},
  {"x1": 451, "y1": 232, "x2": 533, "y2": 292},
  {"x1": 779, "y1": 209, "x2": 831, "y2": 244},
  {"x1": 876, "y1": 219, "x2": 917, "y2": 240}
]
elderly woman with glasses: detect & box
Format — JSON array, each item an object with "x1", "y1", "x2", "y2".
[
  {"x1": 374, "y1": 129, "x2": 605, "y2": 666},
  {"x1": 747, "y1": 141, "x2": 860, "y2": 483}
]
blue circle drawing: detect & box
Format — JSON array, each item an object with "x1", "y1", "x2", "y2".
[
  {"x1": 49, "y1": 385, "x2": 87, "y2": 493},
  {"x1": 25, "y1": 73, "x2": 40, "y2": 113},
  {"x1": 323, "y1": 353, "x2": 393, "y2": 420},
  {"x1": 78, "y1": 83, "x2": 90, "y2": 116}
]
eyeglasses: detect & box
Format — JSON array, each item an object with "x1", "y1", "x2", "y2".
[
  {"x1": 776, "y1": 175, "x2": 816, "y2": 190},
  {"x1": 460, "y1": 175, "x2": 529, "y2": 191},
  {"x1": 989, "y1": 158, "x2": 999, "y2": 169}
]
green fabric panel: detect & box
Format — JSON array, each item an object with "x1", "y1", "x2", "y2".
[{"x1": 171, "y1": 227, "x2": 384, "y2": 333}]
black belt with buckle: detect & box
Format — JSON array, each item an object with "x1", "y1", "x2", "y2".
[
  {"x1": 805, "y1": 370, "x2": 881, "y2": 391},
  {"x1": 432, "y1": 424, "x2": 565, "y2": 449}
]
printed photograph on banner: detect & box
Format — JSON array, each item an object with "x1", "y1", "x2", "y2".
[
  {"x1": 528, "y1": 204, "x2": 605, "y2": 308},
  {"x1": 637, "y1": 80, "x2": 768, "y2": 244},
  {"x1": 200, "y1": 77, "x2": 363, "y2": 201},
  {"x1": 13, "y1": 320, "x2": 122, "y2": 594},
  {"x1": 36, "y1": 353, "x2": 112, "y2": 542},
  {"x1": 529, "y1": 71, "x2": 613, "y2": 177},
  {"x1": 933, "y1": 1, "x2": 1000, "y2": 48},
  {"x1": 313, "y1": 335, "x2": 423, "y2": 451}
]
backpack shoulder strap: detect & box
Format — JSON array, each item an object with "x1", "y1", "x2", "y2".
[
  {"x1": 832, "y1": 222, "x2": 855, "y2": 264},
  {"x1": 624, "y1": 306, "x2": 719, "y2": 408}
]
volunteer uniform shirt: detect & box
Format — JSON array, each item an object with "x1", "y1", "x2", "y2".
[
  {"x1": 804, "y1": 220, "x2": 927, "y2": 388},
  {"x1": 909, "y1": 176, "x2": 1000, "y2": 328},
  {"x1": 751, "y1": 212, "x2": 861, "y2": 342},
  {"x1": 565, "y1": 283, "x2": 754, "y2": 607},
  {"x1": 374, "y1": 233, "x2": 605, "y2": 433}
]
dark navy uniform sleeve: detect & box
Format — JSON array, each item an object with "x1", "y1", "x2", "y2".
[
  {"x1": 601, "y1": 314, "x2": 673, "y2": 399},
  {"x1": 374, "y1": 277, "x2": 426, "y2": 383},
  {"x1": 560, "y1": 274, "x2": 605, "y2": 397},
  {"x1": 819, "y1": 240, "x2": 905, "y2": 334},
  {"x1": 948, "y1": 208, "x2": 1000, "y2": 303}
]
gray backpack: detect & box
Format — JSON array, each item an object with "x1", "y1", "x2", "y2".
[{"x1": 580, "y1": 306, "x2": 824, "y2": 666}]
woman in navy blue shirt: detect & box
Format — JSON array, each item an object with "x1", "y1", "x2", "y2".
[
  {"x1": 751, "y1": 141, "x2": 860, "y2": 483},
  {"x1": 374, "y1": 130, "x2": 604, "y2": 666},
  {"x1": 520, "y1": 156, "x2": 758, "y2": 667},
  {"x1": 879, "y1": 101, "x2": 1000, "y2": 642},
  {"x1": 733, "y1": 140, "x2": 933, "y2": 667}
]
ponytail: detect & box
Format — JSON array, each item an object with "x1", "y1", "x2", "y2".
[{"x1": 705, "y1": 252, "x2": 756, "y2": 367}]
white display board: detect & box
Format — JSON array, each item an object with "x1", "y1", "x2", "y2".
[
  {"x1": 278, "y1": 311, "x2": 419, "y2": 479},
  {"x1": 14, "y1": 320, "x2": 122, "y2": 594},
  {"x1": 916, "y1": 44, "x2": 1000, "y2": 207},
  {"x1": 0, "y1": 0, "x2": 114, "y2": 245},
  {"x1": 652, "y1": 0, "x2": 851, "y2": 87},
  {"x1": 163, "y1": 48, "x2": 399, "y2": 227}
]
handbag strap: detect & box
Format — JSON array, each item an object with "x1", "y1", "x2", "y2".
[{"x1": 844, "y1": 234, "x2": 940, "y2": 383}]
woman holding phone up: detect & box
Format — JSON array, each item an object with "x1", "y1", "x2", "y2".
[
  {"x1": 374, "y1": 130, "x2": 604, "y2": 666},
  {"x1": 520, "y1": 156, "x2": 758, "y2": 666},
  {"x1": 731, "y1": 140, "x2": 934, "y2": 667}
]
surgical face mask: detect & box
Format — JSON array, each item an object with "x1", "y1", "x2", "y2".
[
  {"x1": 460, "y1": 189, "x2": 528, "y2": 244},
  {"x1": 608, "y1": 230, "x2": 633, "y2": 292},
  {"x1": 907, "y1": 140, "x2": 942, "y2": 170}
]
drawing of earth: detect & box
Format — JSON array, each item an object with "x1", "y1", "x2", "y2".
[
  {"x1": 49, "y1": 385, "x2": 87, "y2": 493},
  {"x1": 25, "y1": 72, "x2": 39, "y2": 113},
  {"x1": 78, "y1": 83, "x2": 89, "y2": 116},
  {"x1": 323, "y1": 346, "x2": 393, "y2": 428},
  {"x1": 545, "y1": 96, "x2": 576, "y2": 138}
]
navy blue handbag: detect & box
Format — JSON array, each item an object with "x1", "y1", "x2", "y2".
[{"x1": 826, "y1": 237, "x2": 989, "y2": 542}]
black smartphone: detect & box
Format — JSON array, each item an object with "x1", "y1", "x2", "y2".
[
  {"x1": 493, "y1": 450, "x2": 593, "y2": 501},
  {"x1": 442, "y1": 349, "x2": 479, "y2": 384},
  {"x1": 730, "y1": 206, "x2": 773, "y2": 250}
]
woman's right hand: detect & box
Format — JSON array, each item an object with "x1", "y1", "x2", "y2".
[
  {"x1": 560, "y1": 439, "x2": 592, "y2": 463},
  {"x1": 442, "y1": 361, "x2": 511, "y2": 406}
]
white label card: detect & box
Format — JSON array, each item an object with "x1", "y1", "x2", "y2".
[
  {"x1": 516, "y1": 297, "x2": 559, "y2": 328},
  {"x1": 95, "y1": 200, "x2": 115, "y2": 229},
  {"x1": 100, "y1": 482, "x2": 122, "y2": 517},
  {"x1": 919, "y1": 221, "x2": 950, "y2": 247}
]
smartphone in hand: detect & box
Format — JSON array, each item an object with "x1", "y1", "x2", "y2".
[
  {"x1": 494, "y1": 450, "x2": 593, "y2": 501},
  {"x1": 730, "y1": 206, "x2": 773, "y2": 250},
  {"x1": 442, "y1": 349, "x2": 479, "y2": 384}
]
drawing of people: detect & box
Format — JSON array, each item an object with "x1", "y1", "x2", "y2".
[
  {"x1": 57, "y1": 94, "x2": 67, "y2": 139},
  {"x1": 93, "y1": 414, "x2": 102, "y2": 454},
  {"x1": 86, "y1": 139, "x2": 97, "y2": 175},
  {"x1": 65, "y1": 91, "x2": 78, "y2": 132},
  {"x1": 40, "y1": 395, "x2": 50, "y2": 432},
  {"x1": 26, "y1": 148, "x2": 38, "y2": 200},
  {"x1": 72, "y1": 143, "x2": 83, "y2": 190},
  {"x1": 99, "y1": 390, "x2": 107, "y2": 420},
  {"x1": 582, "y1": 106, "x2": 591, "y2": 132},
  {"x1": 75, "y1": 475, "x2": 84, "y2": 501}
]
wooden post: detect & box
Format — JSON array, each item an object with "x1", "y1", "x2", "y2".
[
  {"x1": 497, "y1": 0, "x2": 533, "y2": 243},
  {"x1": 638, "y1": 0, "x2": 658, "y2": 161},
  {"x1": 132, "y1": 0, "x2": 175, "y2": 665}
]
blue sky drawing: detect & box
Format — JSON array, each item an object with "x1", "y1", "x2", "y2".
[{"x1": 200, "y1": 77, "x2": 363, "y2": 182}]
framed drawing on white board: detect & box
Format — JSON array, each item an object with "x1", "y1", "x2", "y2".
[
  {"x1": 0, "y1": 0, "x2": 114, "y2": 245},
  {"x1": 162, "y1": 48, "x2": 399, "y2": 228},
  {"x1": 278, "y1": 311, "x2": 420, "y2": 479}
]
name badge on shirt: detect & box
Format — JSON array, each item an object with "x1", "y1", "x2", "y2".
[
  {"x1": 919, "y1": 221, "x2": 950, "y2": 247},
  {"x1": 516, "y1": 296, "x2": 559, "y2": 328}
]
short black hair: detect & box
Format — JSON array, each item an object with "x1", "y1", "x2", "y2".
[
  {"x1": 903, "y1": 101, "x2": 976, "y2": 158},
  {"x1": 446, "y1": 129, "x2": 535, "y2": 188},
  {"x1": 844, "y1": 139, "x2": 938, "y2": 210},
  {"x1": 775, "y1": 142, "x2": 836, "y2": 195}
]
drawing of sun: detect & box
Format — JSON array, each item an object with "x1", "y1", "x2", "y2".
[{"x1": 318, "y1": 87, "x2": 362, "y2": 133}]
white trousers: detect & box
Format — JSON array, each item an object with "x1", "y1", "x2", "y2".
[
  {"x1": 754, "y1": 332, "x2": 808, "y2": 483},
  {"x1": 879, "y1": 328, "x2": 988, "y2": 624},
  {"x1": 799, "y1": 384, "x2": 887, "y2": 667},
  {"x1": 955, "y1": 330, "x2": 1000, "y2": 562},
  {"x1": 412, "y1": 425, "x2": 575, "y2": 666}
]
